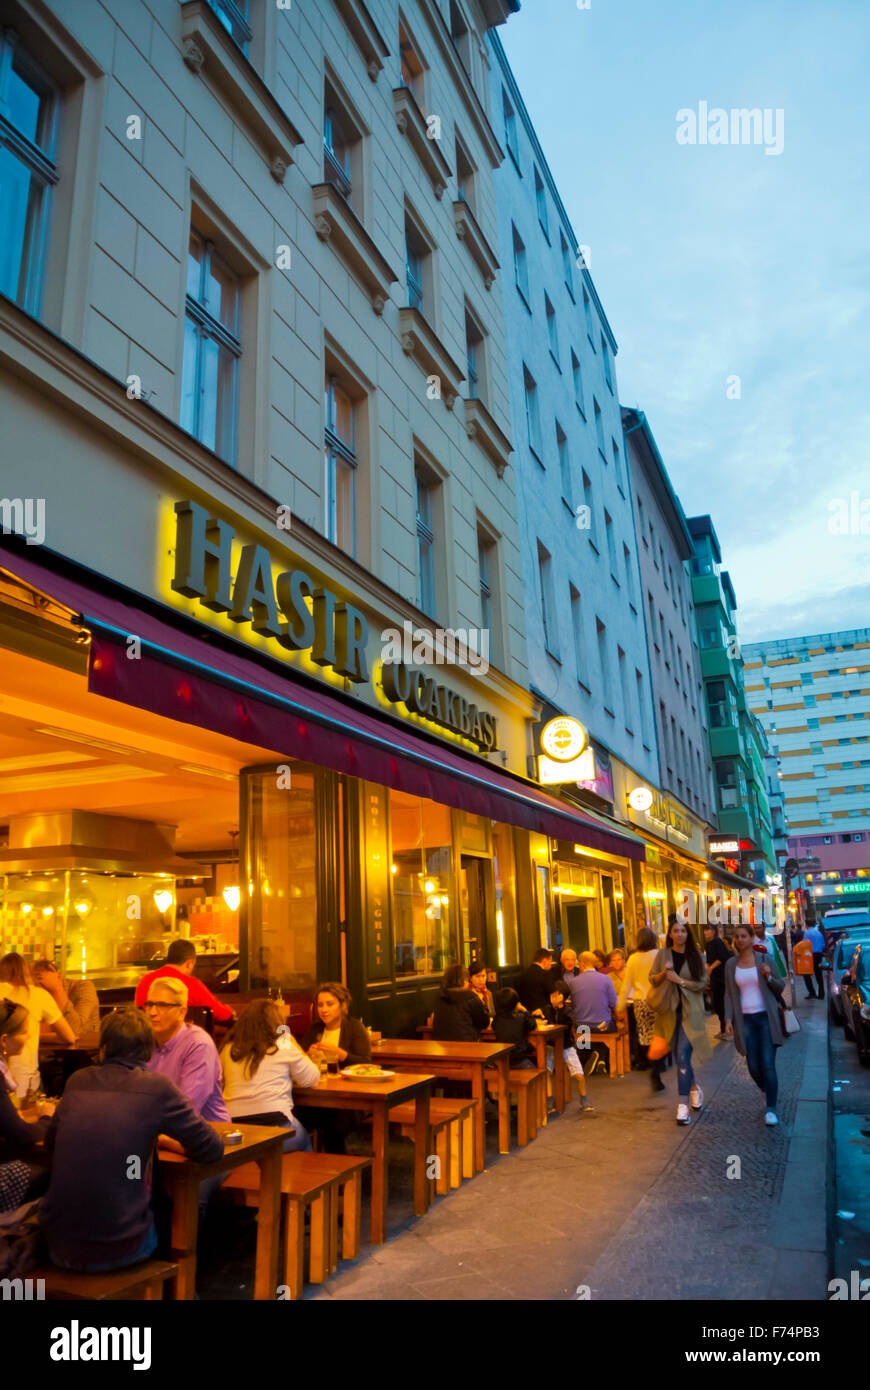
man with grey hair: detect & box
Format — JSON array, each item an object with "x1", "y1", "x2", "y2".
[
  {"x1": 560, "y1": 948, "x2": 579, "y2": 978},
  {"x1": 142, "y1": 976, "x2": 230, "y2": 1122}
]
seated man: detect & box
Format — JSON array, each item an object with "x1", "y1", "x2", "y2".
[
  {"x1": 39, "y1": 1007, "x2": 223, "y2": 1272},
  {"x1": 142, "y1": 977, "x2": 230, "y2": 1122},
  {"x1": 561, "y1": 952, "x2": 618, "y2": 1073},
  {"x1": 135, "y1": 939, "x2": 235, "y2": 1027}
]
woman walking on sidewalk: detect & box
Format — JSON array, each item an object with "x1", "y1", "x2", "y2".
[
  {"x1": 616, "y1": 927, "x2": 659, "y2": 1069},
  {"x1": 723, "y1": 923, "x2": 786, "y2": 1127},
  {"x1": 648, "y1": 916, "x2": 711, "y2": 1124}
]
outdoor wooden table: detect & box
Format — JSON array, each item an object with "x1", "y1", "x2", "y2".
[
  {"x1": 414, "y1": 1025, "x2": 567, "y2": 1112},
  {"x1": 293, "y1": 1071, "x2": 433, "y2": 1246},
  {"x1": 372, "y1": 1039, "x2": 513, "y2": 1171},
  {"x1": 157, "y1": 1121, "x2": 285, "y2": 1300}
]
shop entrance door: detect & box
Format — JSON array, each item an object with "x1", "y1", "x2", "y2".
[
  {"x1": 459, "y1": 855, "x2": 492, "y2": 966},
  {"x1": 563, "y1": 902, "x2": 590, "y2": 955},
  {"x1": 601, "y1": 874, "x2": 620, "y2": 950}
]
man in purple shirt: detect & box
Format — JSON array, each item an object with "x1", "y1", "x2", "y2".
[
  {"x1": 562, "y1": 952, "x2": 618, "y2": 1075},
  {"x1": 143, "y1": 976, "x2": 230, "y2": 1121}
]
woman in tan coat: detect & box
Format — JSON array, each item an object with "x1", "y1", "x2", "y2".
[{"x1": 649, "y1": 915, "x2": 710, "y2": 1125}]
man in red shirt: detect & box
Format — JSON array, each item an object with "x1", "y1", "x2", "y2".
[{"x1": 134, "y1": 940, "x2": 235, "y2": 1025}]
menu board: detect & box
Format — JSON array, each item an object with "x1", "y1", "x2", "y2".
[{"x1": 364, "y1": 784, "x2": 392, "y2": 980}]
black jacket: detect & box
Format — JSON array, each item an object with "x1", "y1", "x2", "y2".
[
  {"x1": 300, "y1": 1015, "x2": 372, "y2": 1067},
  {"x1": 492, "y1": 1009, "x2": 536, "y2": 1067},
  {"x1": 432, "y1": 988, "x2": 490, "y2": 1043},
  {"x1": 518, "y1": 962, "x2": 556, "y2": 1015}
]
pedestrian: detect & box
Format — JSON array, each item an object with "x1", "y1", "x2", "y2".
[
  {"x1": 752, "y1": 921, "x2": 787, "y2": 978},
  {"x1": 648, "y1": 915, "x2": 711, "y2": 1123},
  {"x1": 723, "y1": 923, "x2": 786, "y2": 1126},
  {"x1": 616, "y1": 928, "x2": 659, "y2": 1068},
  {"x1": 793, "y1": 933, "x2": 816, "y2": 998},
  {"x1": 704, "y1": 924, "x2": 731, "y2": 1039},
  {"x1": 805, "y1": 921, "x2": 827, "y2": 999}
]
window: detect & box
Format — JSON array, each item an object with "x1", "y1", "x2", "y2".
[
  {"x1": 636, "y1": 669, "x2": 649, "y2": 744},
  {"x1": 478, "y1": 530, "x2": 494, "y2": 638},
  {"x1": 604, "y1": 510, "x2": 618, "y2": 578},
  {"x1": 638, "y1": 497, "x2": 646, "y2": 545},
  {"x1": 593, "y1": 397, "x2": 605, "y2": 457},
  {"x1": 561, "y1": 232, "x2": 574, "y2": 299},
  {"x1": 807, "y1": 717, "x2": 820, "y2": 729},
  {"x1": 715, "y1": 759, "x2": 740, "y2": 810},
  {"x1": 611, "y1": 438, "x2": 622, "y2": 487},
  {"x1": 538, "y1": 542, "x2": 557, "y2": 657},
  {"x1": 618, "y1": 646, "x2": 631, "y2": 729},
  {"x1": 210, "y1": 0, "x2": 252, "y2": 51},
  {"x1": 415, "y1": 465, "x2": 436, "y2": 616},
  {"x1": 707, "y1": 680, "x2": 733, "y2": 729},
  {"x1": 512, "y1": 223, "x2": 529, "y2": 304},
  {"x1": 623, "y1": 544, "x2": 636, "y2": 605},
  {"x1": 181, "y1": 230, "x2": 241, "y2": 463},
  {"x1": 534, "y1": 167, "x2": 549, "y2": 240},
  {"x1": 0, "y1": 33, "x2": 57, "y2": 313},
  {"x1": 465, "y1": 307, "x2": 484, "y2": 401},
  {"x1": 804, "y1": 694, "x2": 816, "y2": 707},
  {"x1": 647, "y1": 592, "x2": 658, "y2": 647},
  {"x1": 323, "y1": 104, "x2": 352, "y2": 200},
  {"x1": 596, "y1": 618, "x2": 612, "y2": 708},
  {"x1": 389, "y1": 789, "x2": 453, "y2": 976},
  {"x1": 583, "y1": 287, "x2": 595, "y2": 346},
  {"x1": 556, "y1": 422, "x2": 571, "y2": 503},
  {"x1": 582, "y1": 470, "x2": 595, "y2": 544},
  {"x1": 455, "y1": 135, "x2": 475, "y2": 209},
  {"x1": 502, "y1": 88, "x2": 519, "y2": 169},
  {"x1": 570, "y1": 585, "x2": 585, "y2": 683},
  {"x1": 545, "y1": 294, "x2": 558, "y2": 365},
  {"x1": 404, "y1": 213, "x2": 429, "y2": 314},
  {"x1": 523, "y1": 365, "x2": 542, "y2": 459},
  {"x1": 399, "y1": 22, "x2": 425, "y2": 107},
  {"x1": 571, "y1": 349, "x2": 584, "y2": 416},
  {"x1": 324, "y1": 375, "x2": 357, "y2": 556},
  {"x1": 449, "y1": 0, "x2": 474, "y2": 77},
  {"x1": 601, "y1": 334, "x2": 613, "y2": 390}
]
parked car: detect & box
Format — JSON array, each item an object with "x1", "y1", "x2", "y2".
[
  {"x1": 822, "y1": 908, "x2": 870, "y2": 944},
  {"x1": 839, "y1": 944, "x2": 870, "y2": 1063},
  {"x1": 829, "y1": 932, "x2": 870, "y2": 1022}
]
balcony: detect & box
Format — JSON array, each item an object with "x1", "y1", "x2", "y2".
[
  {"x1": 691, "y1": 572, "x2": 723, "y2": 609},
  {"x1": 331, "y1": 0, "x2": 390, "y2": 81},
  {"x1": 393, "y1": 86, "x2": 453, "y2": 199},
  {"x1": 453, "y1": 200, "x2": 499, "y2": 290},
  {"x1": 180, "y1": 1, "x2": 302, "y2": 183},
  {"x1": 312, "y1": 183, "x2": 398, "y2": 315},
  {"x1": 709, "y1": 725, "x2": 741, "y2": 760},
  {"x1": 398, "y1": 307, "x2": 465, "y2": 409},
  {"x1": 700, "y1": 647, "x2": 736, "y2": 681},
  {"x1": 718, "y1": 807, "x2": 754, "y2": 842},
  {"x1": 463, "y1": 396, "x2": 512, "y2": 477}
]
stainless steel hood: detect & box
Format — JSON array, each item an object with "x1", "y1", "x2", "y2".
[{"x1": 0, "y1": 811, "x2": 208, "y2": 876}]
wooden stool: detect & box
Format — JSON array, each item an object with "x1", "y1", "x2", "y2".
[
  {"x1": 486, "y1": 1069, "x2": 546, "y2": 1146},
  {"x1": 386, "y1": 1098, "x2": 477, "y2": 1194},
  {"x1": 588, "y1": 1031, "x2": 625, "y2": 1077},
  {"x1": 222, "y1": 1154, "x2": 338, "y2": 1300},
  {"x1": 284, "y1": 1152, "x2": 371, "y2": 1263},
  {"x1": 36, "y1": 1258, "x2": 178, "y2": 1301}
]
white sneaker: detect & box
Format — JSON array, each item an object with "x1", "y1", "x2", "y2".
[
  {"x1": 690, "y1": 1084, "x2": 704, "y2": 1110},
  {"x1": 676, "y1": 1103, "x2": 691, "y2": 1125},
  {"x1": 765, "y1": 1111, "x2": 779, "y2": 1127}
]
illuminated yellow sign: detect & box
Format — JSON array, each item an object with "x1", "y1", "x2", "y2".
[{"x1": 541, "y1": 717, "x2": 587, "y2": 761}]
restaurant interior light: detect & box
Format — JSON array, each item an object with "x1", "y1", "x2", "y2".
[
  {"x1": 390, "y1": 864, "x2": 397, "y2": 874},
  {"x1": 73, "y1": 901, "x2": 90, "y2": 917},
  {"x1": 222, "y1": 885, "x2": 241, "y2": 912},
  {"x1": 153, "y1": 890, "x2": 174, "y2": 914},
  {"x1": 42, "y1": 906, "x2": 54, "y2": 917},
  {"x1": 20, "y1": 903, "x2": 32, "y2": 915},
  {"x1": 439, "y1": 895, "x2": 449, "y2": 904},
  {"x1": 424, "y1": 879, "x2": 435, "y2": 893}
]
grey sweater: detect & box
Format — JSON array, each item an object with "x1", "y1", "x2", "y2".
[{"x1": 723, "y1": 952, "x2": 786, "y2": 1052}]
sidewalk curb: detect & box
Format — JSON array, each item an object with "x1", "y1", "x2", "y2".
[{"x1": 768, "y1": 995, "x2": 830, "y2": 1299}]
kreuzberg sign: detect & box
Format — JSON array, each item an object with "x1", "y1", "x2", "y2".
[{"x1": 170, "y1": 500, "x2": 499, "y2": 753}]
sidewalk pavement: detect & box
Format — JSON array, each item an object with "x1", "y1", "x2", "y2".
[{"x1": 303, "y1": 996, "x2": 829, "y2": 1301}]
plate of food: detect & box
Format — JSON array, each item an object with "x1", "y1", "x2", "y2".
[{"x1": 340, "y1": 1064, "x2": 396, "y2": 1081}]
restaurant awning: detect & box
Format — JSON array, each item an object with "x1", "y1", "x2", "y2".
[{"x1": 0, "y1": 545, "x2": 645, "y2": 860}]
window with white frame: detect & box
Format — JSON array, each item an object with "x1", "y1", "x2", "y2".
[
  {"x1": 323, "y1": 80, "x2": 360, "y2": 206},
  {"x1": 415, "y1": 464, "x2": 437, "y2": 616},
  {"x1": 181, "y1": 229, "x2": 242, "y2": 463},
  {"x1": 324, "y1": 375, "x2": 357, "y2": 556},
  {"x1": 0, "y1": 32, "x2": 58, "y2": 314},
  {"x1": 465, "y1": 306, "x2": 484, "y2": 401},
  {"x1": 512, "y1": 223, "x2": 529, "y2": 304},
  {"x1": 405, "y1": 214, "x2": 428, "y2": 313},
  {"x1": 545, "y1": 294, "x2": 558, "y2": 365},
  {"x1": 455, "y1": 134, "x2": 475, "y2": 209},
  {"x1": 523, "y1": 366, "x2": 542, "y2": 459},
  {"x1": 209, "y1": 0, "x2": 252, "y2": 52},
  {"x1": 502, "y1": 87, "x2": 519, "y2": 169},
  {"x1": 538, "y1": 542, "x2": 557, "y2": 657},
  {"x1": 534, "y1": 167, "x2": 549, "y2": 240}
]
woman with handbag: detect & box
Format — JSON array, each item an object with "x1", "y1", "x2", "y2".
[
  {"x1": 648, "y1": 915, "x2": 711, "y2": 1122},
  {"x1": 723, "y1": 923, "x2": 786, "y2": 1126}
]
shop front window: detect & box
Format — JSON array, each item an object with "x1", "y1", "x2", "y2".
[
  {"x1": 643, "y1": 869, "x2": 668, "y2": 936},
  {"x1": 492, "y1": 822, "x2": 519, "y2": 967},
  {"x1": 389, "y1": 789, "x2": 453, "y2": 976},
  {"x1": 244, "y1": 768, "x2": 318, "y2": 992}
]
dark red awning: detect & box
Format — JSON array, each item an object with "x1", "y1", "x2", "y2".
[{"x1": 1, "y1": 546, "x2": 645, "y2": 859}]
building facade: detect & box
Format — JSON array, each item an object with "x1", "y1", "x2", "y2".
[
  {"x1": 686, "y1": 515, "x2": 776, "y2": 884},
  {"x1": 1, "y1": 0, "x2": 653, "y2": 1034},
  {"x1": 744, "y1": 628, "x2": 870, "y2": 913}
]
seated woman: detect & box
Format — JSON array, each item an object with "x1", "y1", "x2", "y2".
[
  {"x1": 432, "y1": 964, "x2": 490, "y2": 1042},
  {"x1": 220, "y1": 999, "x2": 320, "y2": 1152},
  {"x1": 32, "y1": 960, "x2": 100, "y2": 1036},
  {"x1": 0, "y1": 953, "x2": 75, "y2": 1100},
  {"x1": 468, "y1": 960, "x2": 494, "y2": 1021},
  {"x1": 491, "y1": 988, "x2": 537, "y2": 1069},
  {"x1": 300, "y1": 982, "x2": 371, "y2": 1067},
  {"x1": 0, "y1": 1001, "x2": 54, "y2": 1217},
  {"x1": 542, "y1": 981, "x2": 591, "y2": 1110}
]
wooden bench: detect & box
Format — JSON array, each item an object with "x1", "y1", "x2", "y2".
[
  {"x1": 485, "y1": 1069, "x2": 546, "y2": 1146},
  {"x1": 35, "y1": 1259, "x2": 178, "y2": 1301},
  {"x1": 283, "y1": 1152, "x2": 371, "y2": 1265},
  {"x1": 384, "y1": 1098, "x2": 477, "y2": 1195},
  {"x1": 585, "y1": 1029, "x2": 629, "y2": 1078}
]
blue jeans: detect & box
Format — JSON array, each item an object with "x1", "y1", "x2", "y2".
[
  {"x1": 282, "y1": 1119, "x2": 312, "y2": 1153},
  {"x1": 675, "y1": 1024, "x2": 695, "y2": 1099},
  {"x1": 743, "y1": 1011, "x2": 778, "y2": 1109}
]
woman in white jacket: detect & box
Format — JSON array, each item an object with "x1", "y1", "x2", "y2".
[{"x1": 616, "y1": 928, "x2": 659, "y2": 1077}]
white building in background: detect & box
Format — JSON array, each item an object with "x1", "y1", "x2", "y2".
[
  {"x1": 744, "y1": 629, "x2": 870, "y2": 912},
  {"x1": 487, "y1": 32, "x2": 658, "y2": 795}
]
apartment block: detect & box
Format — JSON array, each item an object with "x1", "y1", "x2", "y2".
[{"x1": 744, "y1": 627, "x2": 870, "y2": 911}]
